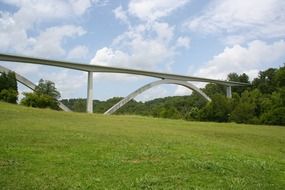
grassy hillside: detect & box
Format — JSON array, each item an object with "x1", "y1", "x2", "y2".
[{"x1": 0, "y1": 102, "x2": 284, "y2": 189}]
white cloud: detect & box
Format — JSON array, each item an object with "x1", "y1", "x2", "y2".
[
  {"x1": 176, "y1": 36, "x2": 191, "y2": 48},
  {"x1": 135, "y1": 85, "x2": 171, "y2": 102},
  {"x1": 91, "y1": 1, "x2": 192, "y2": 83},
  {"x1": 92, "y1": 21, "x2": 175, "y2": 70},
  {"x1": 113, "y1": 5, "x2": 129, "y2": 24},
  {"x1": 0, "y1": 0, "x2": 98, "y2": 47},
  {"x1": 173, "y1": 81, "x2": 203, "y2": 96},
  {"x1": 0, "y1": 1, "x2": 94, "y2": 99},
  {"x1": 0, "y1": 11, "x2": 30, "y2": 52},
  {"x1": 93, "y1": 73, "x2": 142, "y2": 82},
  {"x1": 92, "y1": 0, "x2": 109, "y2": 6},
  {"x1": 0, "y1": 62, "x2": 41, "y2": 76},
  {"x1": 1, "y1": 0, "x2": 98, "y2": 20},
  {"x1": 90, "y1": 24, "x2": 181, "y2": 82},
  {"x1": 195, "y1": 40, "x2": 285, "y2": 80},
  {"x1": 152, "y1": 22, "x2": 174, "y2": 43},
  {"x1": 69, "y1": 0, "x2": 108, "y2": 14},
  {"x1": 128, "y1": 0, "x2": 189, "y2": 21},
  {"x1": 90, "y1": 47, "x2": 143, "y2": 81},
  {"x1": 0, "y1": 1, "x2": 118, "y2": 93},
  {"x1": 174, "y1": 85, "x2": 192, "y2": 96},
  {"x1": 0, "y1": 23, "x2": 86, "y2": 94},
  {"x1": 40, "y1": 70, "x2": 87, "y2": 99},
  {"x1": 1, "y1": 0, "x2": 79, "y2": 31},
  {"x1": 0, "y1": 0, "x2": 90, "y2": 56},
  {"x1": 91, "y1": 47, "x2": 129, "y2": 67},
  {"x1": 106, "y1": 1, "x2": 191, "y2": 72},
  {"x1": 92, "y1": 38, "x2": 171, "y2": 70},
  {"x1": 30, "y1": 25, "x2": 86, "y2": 57},
  {"x1": 67, "y1": 45, "x2": 89, "y2": 59},
  {"x1": 174, "y1": 40, "x2": 285, "y2": 96},
  {"x1": 69, "y1": 0, "x2": 93, "y2": 15},
  {"x1": 185, "y1": 0, "x2": 285, "y2": 44}
]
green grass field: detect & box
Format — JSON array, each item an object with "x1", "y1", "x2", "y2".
[{"x1": 0, "y1": 102, "x2": 284, "y2": 189}]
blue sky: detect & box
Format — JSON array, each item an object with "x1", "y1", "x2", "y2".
[{"x1": 0, "y1": 0, "x2": 285, "y2": 101}]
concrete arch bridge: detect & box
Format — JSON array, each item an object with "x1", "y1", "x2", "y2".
[{"x1": 0, "y1": 53, "x2": 249, "y2": 114}]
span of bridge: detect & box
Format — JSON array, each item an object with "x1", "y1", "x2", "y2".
[{"x1": 0, "y1": 53, "x2": 249, "y2": 113}]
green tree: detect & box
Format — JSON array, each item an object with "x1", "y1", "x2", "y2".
[
  {"x1": 227, "y1": 73, "x2": 250, "y2": 95},
  {"x1": 230, "y1": 102, "x2": 256, "y2": 123},
  {"x1": 252, "y1": 68, "x2": 277, "y2": 94},
  {"x1": 21, "y1": 79, "x2": 60, "y2": 110},
  {"x1": 0, "y1": 89, "x2": 18, "y2": 103},
  {"x1": 73, "y1": 99, "x2": 87, "y2": 112},
  {"x1": 230, "y1": 90, "x2": 263, "y2": 124},
  {"x1": 199, "y1": 94, "x2": 231, "y2": 122},
  {"x1": 261, "y1": 107, "x2": 285, "y2": 125},
  {"x1": 274, "y1": 64, "x2": 285, "y2": 88},
  {"x1": 259, "y1": 87, "x2": 285, "y2": 125},
  {"x1": 0, "y1": 72, "x2": 18, "y2": 103},
  {"x1": 159, "y1": 106, "x2": 179, "y2": 119},
  {"x1": 35, "y1": 79, "x2": 60, "y2": 99},
  {"x1": 21, "y1": 92, "x2": 59, "y2": 110},
  {"x1": 202, "y1": 83, "x2": 225, "y2": 97}
]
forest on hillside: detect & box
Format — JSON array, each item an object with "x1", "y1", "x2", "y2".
[{"x1": 61, "y1": 64, "x2": 285, "y2": 126}]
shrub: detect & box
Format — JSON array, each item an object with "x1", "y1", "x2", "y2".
[
  {"x1": 261, "y1": 107, "x2": 285, "y2": 126},
  {"x1": 230, "y1": 102, "x2": 256, "y2": 123},
  {"x1": 21, "y1": 92, "x2": 59, "y2": 110},
  {"x1": 0, "y1": 89, "x2": 18, "y2": 104}
]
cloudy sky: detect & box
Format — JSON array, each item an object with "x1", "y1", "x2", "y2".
[{"x1": 0, "y1": 0, "x2": 285, "y2": 101}]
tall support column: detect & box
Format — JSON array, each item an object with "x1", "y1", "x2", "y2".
[
  {"x1": 226, "y1": 86, "x2": 232, "y2": 98},
  {"x1": 87, "y1": 71, "x2": 93, "y2": 113}
]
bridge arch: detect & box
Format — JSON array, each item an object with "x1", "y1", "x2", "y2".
[
  {"x1": 0, "y1": 65, "x2": 71, "y2": 112},
  {"x1": 104, "y1": 79, "x2": 211, "y2": 115}
]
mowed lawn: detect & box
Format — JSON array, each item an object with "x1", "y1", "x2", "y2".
[{"x1": 0, "y1": 102, "x2": 284, "y2": 189}]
